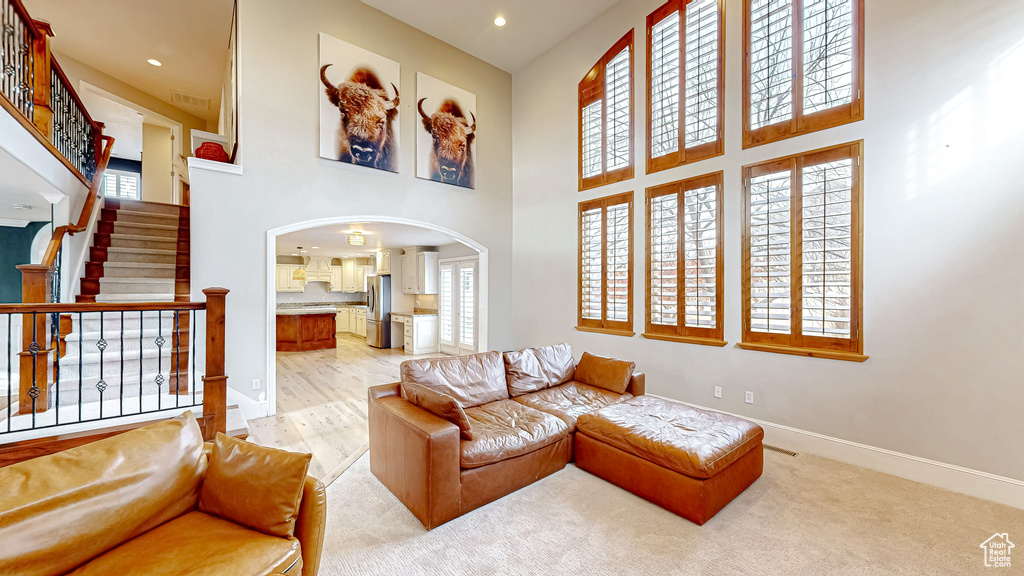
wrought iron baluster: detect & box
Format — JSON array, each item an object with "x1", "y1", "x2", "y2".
[
  {"x1": 191, "y1": 309, "x2": 197, "y2": 407},
  {"x1": 28, "y1": 312, "x2": 39, "y2": 428},
  {"x1": 77, "y1": 311, "x2": 82, "y2": 421},
  {"x1": 53, "y1": 312, "x2": 60, "y2": 425},
  {"x1": 6, "y1": 314, "x2": 11, "y2": 432},
  {"x1": 96, "y1": 311, "x2": 106, "y2": 418},
  {"x1": 174, "y1": 311, "x2": 180, "y2": 407},
  {"x1": 155, "y1": 310, "x2": 164, "y2": 410},
  {"x1": 119, "y1": 310, "x2": 124, "y2": 417},
  {"x1": 139, "y1": 311, "x2": 143, "y2": 413}
]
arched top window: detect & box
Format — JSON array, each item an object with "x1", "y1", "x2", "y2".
[{"x1": 579, "y1": 30, "x2": 634, "y2": 191}]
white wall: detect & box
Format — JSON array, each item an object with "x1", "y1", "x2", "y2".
[
  {"x1": 188, "y1": 0, "x2": 513, "y2": 407},
  {"x1": 511, "y1": 0, "x2": 1024, "y2": 481},
  {"x1": 142, "y1": 124, "x2": 173, "y2": 204}
]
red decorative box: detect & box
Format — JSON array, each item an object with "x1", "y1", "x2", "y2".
[{"x1": 195, "y1": 141, "x2": 229, "y2": 162}]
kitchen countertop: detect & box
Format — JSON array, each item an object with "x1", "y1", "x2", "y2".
[
  {"x1": 391, "y1": 309, "x2": 438, "y2": 319},
  {"x1": 276, "y1": 304, "x2": 367, "y2": 315}
]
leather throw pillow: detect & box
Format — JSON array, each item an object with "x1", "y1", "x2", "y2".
[
  {"x1": 573, "y1": 351, "x2": 636, "y2": 395},
  {"x1": 402, "y1": 382, "x2": 474, "y2": 440}
]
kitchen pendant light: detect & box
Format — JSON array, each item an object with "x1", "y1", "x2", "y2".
[
  {"x1": 348, "y1": 232, "x2": 366, "y2": 246},
  {"x1": 292, "y1": 267, "x2": 306, "y2": 282}
]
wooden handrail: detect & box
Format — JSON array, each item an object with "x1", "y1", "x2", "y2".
[
  {"x1": 39, "y1": 134, "x2": 115, "y2": 268},
  {"x1": 0, "y1": 301, "x2": 206, "y2": 314}
]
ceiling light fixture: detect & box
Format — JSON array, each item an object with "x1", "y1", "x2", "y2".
[
  {"x1": 291, "y1": 253, "x2": 298, "y2": 256},
  {"x1": 292, "y1": 267, "x2": 306, "y2": 282},
  {"x1": 147, "y1": 59, "x2": 162, "y2": 67},
  {"x1": 348, "y1": 232, "x2": 366, "y2": 246},
  {"x1": 312, "y1": 246, "x2": 319, "y2": 249},
  {"x1": 494, "y1": 16, "x2": 506, "y2": 26}
]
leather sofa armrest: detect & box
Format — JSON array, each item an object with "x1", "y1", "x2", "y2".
[
  {"x1": 368, "y1": 392, "x2": 462, "y2": 530},
  {"x1": 294, "y1": 476, "x2": 327, "y2": 576},
  {"x1": 369, "y1": 382, "x2": 401, "y2": 402},
  {"x1": 628, "y1": 372, "x2": 645, "y2": 396}
]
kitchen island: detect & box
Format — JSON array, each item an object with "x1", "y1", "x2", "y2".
[{"x1": 276, "y1": 308, "x2": 337, "y2": 352}]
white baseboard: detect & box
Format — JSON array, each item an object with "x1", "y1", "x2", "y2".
[
  {"x1": 652, "y1": 395, "x2": 1024, "y2": 510},
  {"x1": 227, "y1": 388, "x2": 269, "y2": 421}
]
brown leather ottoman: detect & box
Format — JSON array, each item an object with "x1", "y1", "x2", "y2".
[{"x1": 575, "y1": 396, "x2": 764, "y2": 525}]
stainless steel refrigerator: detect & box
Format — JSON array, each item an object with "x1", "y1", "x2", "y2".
[{"x1": 366, "y1": 275, "x2": 391, "y2": 348}]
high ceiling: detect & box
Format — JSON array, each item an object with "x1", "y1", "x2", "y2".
[
  {"x1": 277, "y1": 222, "x2": 467, "y2": 258},
  {"x1": 24, "y1": 0, "x2": 234, "y2": 122},
  {"x1": 362, "y1": 0, "x2": 620, "y2": 72}
]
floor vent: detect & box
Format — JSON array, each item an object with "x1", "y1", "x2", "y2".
[{"x1": 763, "y1": 444, "x2": 798, "y2": 457}]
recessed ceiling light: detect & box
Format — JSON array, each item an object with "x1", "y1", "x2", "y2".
[
  {"x1": 147, "y1": 59, "x2": 162, "y2": 67},
  {"x1": 291, "y1": 253, "x2": 298, "y2": 256},
  {"x1": 494, "y1": 16, "x2": 506, "y2": 27}
]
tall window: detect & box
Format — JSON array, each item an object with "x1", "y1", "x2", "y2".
[
  {"x1": 578, "y1": 192, "x2": 634, "y2": 336},
  {"x1": 439, "y1": 258, "x2": 478, "y2": 355},
  {"x1": 102, "y1": 170, "x2": 141, "y2": 200},
  {"x1": 743, "y1": 0, "x2": 863, "y2": 148},
  {"x1": 647, "y1": 0, "x2": 724, "y2": 173},
  {"x1": 579, "y1": 30, "x2": 634, "y2": 191},
  {"x1": 645, "y1": 172, "x2": 725, "y2": 345},
  {"x1": 741, "y1": 141, "x2": 865, "y2": 361}
]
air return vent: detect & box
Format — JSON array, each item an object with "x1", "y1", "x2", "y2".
[
  {"x1": 763, "y1": 444, "x2": 798, "y2": 457},
  {"x1": 171, "y1": 90, "x2": 210, "y2": 110}
]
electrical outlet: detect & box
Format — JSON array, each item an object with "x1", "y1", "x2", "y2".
[
  {"x1": 252, "y1": 378, "x2": 261, "y2": 391},
  {"x1": 745, "y1": 391, "x2": 754, "y2": 404},
  {"x1": 714, "y1": 386, "x2": 722, "y2": 399}
]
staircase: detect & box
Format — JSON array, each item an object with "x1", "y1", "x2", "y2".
[{"x1": 78, "y1": 199, "x2": 189, "y2": 303}]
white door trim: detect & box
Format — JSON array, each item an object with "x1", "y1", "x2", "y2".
[{"x1": 265, "y1": 216, "x2": 488, "y2": 416}]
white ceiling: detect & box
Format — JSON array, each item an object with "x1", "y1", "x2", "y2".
[
  {"x1": 24, "y1": 0, "x2": 234, "y2": 122},
  {"x1": 362, "y1": 0, "x2": 620, "y2": 72},
  {"x1": 277, "y1": 222, "x2": 466, "y2": 258}
]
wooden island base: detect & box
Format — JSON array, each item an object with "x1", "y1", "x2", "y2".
[{"x1": 276, "y1": 314, "x2": 336, "y2": 352}]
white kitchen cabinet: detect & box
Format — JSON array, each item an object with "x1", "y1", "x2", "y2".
[
  {"x1": 342, "y1": 259, "x2": 358, "y2": 293},
  {"x1": 401, "y1": 248, "x2": 439, "y2": 295},
  {"x1": 276, "y1": 264, "x2": 305, "y2": 293},
  {"x1": 358, "y1": 265, "x2": 374, "y2": 292},
  {"x1": 336, "y1": 308, "x2": 357, "y2": 335},
  {"x1": 356, "y1": 310, "x2": 367, "y2": 337},
  {"x1": 329, "y1": 266, "x2": 343, "y2": 292},
  {"x1": 304, "y1": 256, "x2": 333, "y2": 282},
  {"x1": 376, "y1": 249, "x2": 393, "y2": 275},
  {"x1": 395, "y1": 314, "x2": 438, "y2": 355}
]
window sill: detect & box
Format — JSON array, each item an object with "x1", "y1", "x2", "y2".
[
  {"x1": 575, "y1": 326, "x2": 635, "y2": 338},
  {"x1": 737, "y1": 342, "x2": 868, "y2": 362},
  {"x1": 642, "y1": 333, "x2": 727, "y2": 347}
]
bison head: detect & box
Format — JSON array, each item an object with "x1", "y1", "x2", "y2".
[
  {"x1": 419, "y1": 98, "x2": 476, "y2": 185},
  {"x1": 321, "y1": 65, "x2": 399, "y2": 167}
]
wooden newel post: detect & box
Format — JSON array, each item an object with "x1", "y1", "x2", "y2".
[
  {"x1": 201, "y1": 288, "x2": 229, "y2": 440},
  {"x1": 30, "y1": 20, "x2": 54, "y2": 140},
  {"x1": 18, "y1": 264, "x2": 53, "y2": 413}
]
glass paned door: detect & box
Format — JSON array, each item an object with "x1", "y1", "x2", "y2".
[{"x1": 439, "y1": 258, "x2": 478, "y2": 355}]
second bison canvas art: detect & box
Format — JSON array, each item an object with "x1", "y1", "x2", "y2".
[
  {"x1": 416, "y1": 73, "x2": 477, "y2": 189},
  {"x1": 318, "y1": 33, "x2": 400, "y2": 173}
]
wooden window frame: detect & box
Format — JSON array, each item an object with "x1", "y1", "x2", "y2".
[
  {"x1": 646, "y1": 0, "x2": 726, "y2": 174},
  {"x1": 740, "y1": 141, "x2": 866, "y2": 361},
  {"x1": 742, "y1": 0, "x2": 864, "y2": 149},
  {"x1": 579, "y1": 30, "x2": 635, "y2": 191},
  {"x1": 644, "y1": 172, "x2": 725, "y2": 346},
  {"x1": 577, "y1": 191, "x2": 635, "y2": 337}
]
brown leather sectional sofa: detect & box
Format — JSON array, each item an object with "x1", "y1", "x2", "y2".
[
  {"x1": 0, "y1": 412, "x2": 327, "y2": 576},
  {"x1": 368, "y1": 344, "x2": 644, "y2": 529}
]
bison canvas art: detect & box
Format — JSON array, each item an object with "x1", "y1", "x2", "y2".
[
  {"x1": 416, "y1": 73, "x2": 477, "y2": 189},
  {"x1": 318, "y1": 33, "x2": 400, "y2": 173}
]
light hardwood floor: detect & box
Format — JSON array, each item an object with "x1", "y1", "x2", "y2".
[{"x1": 248, "y1": 333, "x2": 444, "y2": 484}]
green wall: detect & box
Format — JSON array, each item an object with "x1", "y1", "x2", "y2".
[{"x1": 0, "y1": 222, "x2": 48, "y2": 303}]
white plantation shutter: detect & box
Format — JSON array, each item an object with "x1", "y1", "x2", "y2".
[
  {"x1": 579, "y1": 193, "x2": 634, "y2": 333},
  {"x1": 439, "y1": 263, "x2": 454, "y2": 345},
  {"x1": 606, "y1": 48, "x2": 631, "y2": 171},
  {"x1": 582, "y1": 102, "x2": 603, "y2": 178},
  {"x1": 802, "y1": 0, "x2": 854, "y2": 114},
  {"x1": 745, "y1": 0, "x2": 861, "y2": 145},
  {"x1": 459, "y1": 266, "x2": 475, "y2": 348},
  {"x1": 684, "y1": 0, "x2": 719, "y2": 147},
  {"x1": 749, "y1": 0, "x2": 793, "y2": 130},
  {"x1": 580, "y1": 208, "x2": 603, "y2": 320},
  {"x1": 748, "y1": 170, "x2": 792, "y2": 334},
  {"x1": 801, "y1": 159, "x2": 852, "y2": 337},
  {"x1": 579, "y1": 31, "x2": 634, "y2": 189},
  {"x1": 646, "y1": 173, "x2": 724, "y2": 344},
  {"x1": 649, "y1": 194, "x2": 678, "y2": 325},
  {"x1": 650, "y1": 12, "x2": 681, "y2": 158},
  {"x1": 102, "y1": 170, "x2": 140, "y2": 200},
  {"x1": 742, "y1": 143, "x2": 863, "y2": 359},
  {"x1": 647, "y1": 0, "x2": 723, "y2": 172}
]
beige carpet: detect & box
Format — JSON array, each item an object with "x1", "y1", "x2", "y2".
[{"x1": 319, "y1": 450, "x2": 1024, "y2": 575}]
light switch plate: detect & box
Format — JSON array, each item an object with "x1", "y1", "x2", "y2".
[{"x1": 714, "y1": 386, "x2": 722, "y2": 399}]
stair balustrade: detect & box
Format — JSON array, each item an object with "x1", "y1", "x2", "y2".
[{"x1": 0, "y1": 287, "x2": 230, "y2": 449}]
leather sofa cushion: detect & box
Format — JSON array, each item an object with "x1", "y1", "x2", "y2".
[
  {"x1": 0, "y1": 411, "x2": 207, "y2": 576},
  {"x1": 66, "y1": 511, "x2": 302, "y2": 576},
  {"x1": 514, "y1": 381, "x2": 632, "y2": 428},
  {"x1": 577, "y1": 396, "x2": 764, "y2": 479},
  {"x1": 199, "y1": 433, "x2": 311, "y2": 538},
  {"x1": 460, "y1": 400, "x2": 570, "y2": 469},
  {"x1": 504, "y1": 342, "x2": 576, "y2": 397},
  {"x1": 402, "y1": 382, "x2": 474, "y2": 439},
  {"x1": 572, "y1": 352, "x2": 636, "y2": 394},
  {"x1": 401, "y1": 351, "x2": 508, "y2": 408}
]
